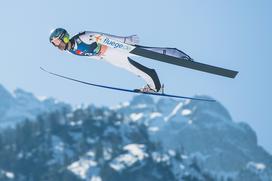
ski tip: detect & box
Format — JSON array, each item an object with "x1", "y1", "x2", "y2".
[
  {"x1": 40, "y1": 67, "x2": 45, "y2": 71},
  {"x1": 40, "y1": 67, "x2": 50, "y2": 74}
]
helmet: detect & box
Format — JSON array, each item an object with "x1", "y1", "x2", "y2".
[{"x1": 49, "y1": 28, "x2": 70, "y2": 44}]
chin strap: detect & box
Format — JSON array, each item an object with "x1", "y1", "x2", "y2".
[
  {"x1": 64, "y1": 40, "x2": 73, "y2": 51},
  {"x1": 64, "y1": 43, "x2": 68, "y2": 50}
]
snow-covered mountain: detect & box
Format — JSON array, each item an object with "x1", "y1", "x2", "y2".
[
  {"x1": 0, "y1": 84, "x2": 70, "y2": 128},
  {"x1": 110, "y1": 95, "x2": 272, "y2": 181},
  {"x1": 0, "y1": 85, "x2": 271, "y2": 181}
]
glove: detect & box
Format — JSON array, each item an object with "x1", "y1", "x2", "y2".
[{"x1": 124, "y1": 35, "x2": 140, "y2": 45}]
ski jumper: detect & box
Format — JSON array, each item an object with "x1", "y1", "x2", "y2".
[{"x1": 69, "y1": 31, "x2": 161, "y2": 91}]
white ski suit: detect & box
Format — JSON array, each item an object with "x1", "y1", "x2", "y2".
[{"x1": 69, "y1": 31, "x2": 162, "y2": 91}]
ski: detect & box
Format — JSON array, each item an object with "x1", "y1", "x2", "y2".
[
  {"x1": 41, "y1": 67, "x2": 216, "y2": 102},
  {"x1": 96, "y1": 35, "x2": 238, "y2": 79},
  {"x1": 130, "y1": 46, "x2": 238, "y2": 78}
]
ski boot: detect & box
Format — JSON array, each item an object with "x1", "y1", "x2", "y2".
[
  {"x1": 134, "y1": 84, "x2": 164, "y2": 94},
  {"x1": 134, "y1": 84, "x2": 157, "y2": 93}
]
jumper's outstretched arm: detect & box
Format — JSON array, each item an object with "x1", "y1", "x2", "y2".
[{"x1": 86, "y1": 31, "x2": 139, "y2": 45}]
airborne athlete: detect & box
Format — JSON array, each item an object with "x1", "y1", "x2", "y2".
[
  {"x1": 49, "y1": 28, "x2": 196, "y2": 93},
  {"x1": 49, "y1": 28, "x2": 238, "y2": 100}
]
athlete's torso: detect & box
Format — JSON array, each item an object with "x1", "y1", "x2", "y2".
[{"x1": 69, "y1": 31, "x2": 102, "y2": 56}]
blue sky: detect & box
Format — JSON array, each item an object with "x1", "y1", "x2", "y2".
[{"x1": 0, "y1": 0, "x2": 271, "y2": 153}]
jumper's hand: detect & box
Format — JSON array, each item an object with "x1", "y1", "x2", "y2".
[{"x1": 124, "y1": 35, "x2": 140, "y2": 45}]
